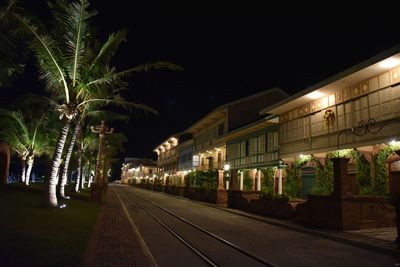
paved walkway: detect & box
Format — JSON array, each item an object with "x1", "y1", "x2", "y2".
[{"x1": 82, "y1": 186, "x2": 155, "y2": 267}]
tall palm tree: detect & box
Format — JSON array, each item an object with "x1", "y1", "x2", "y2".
[{"x1": 2, "y1": 0, "x2": 182, "y2": 207}]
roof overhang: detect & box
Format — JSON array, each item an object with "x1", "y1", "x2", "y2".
[
  {"x1": 153, "y1": 136, "x2": 179, "y2": 154},
  {"x1": 260, "y1": 45, "x2": 400, "y2": 115},
  {"x1": 185, "y1": 109, "x2": 227, "y2": 134},
  {"x1": 218, "y1": 116, "x2": 279, "y2": 143}
]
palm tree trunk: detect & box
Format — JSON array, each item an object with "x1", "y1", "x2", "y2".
[
  {"x1": 25, "y1": 156, "x2": 34, "y2": 186},
  {"x1": 59, "y1": 122, "x2": 80, "y2": 198},
  {"x1": 21, "y1": 158, "x2": 26, "y2": 183},
  {"x1": 47, "y1": 120, "x2": 71, "y2": 208},
  {"x1": 74, "y1": 141, "x2": 82, "y2": 192},
  {"x1": 87, "y1": 153, "x2": 94, "y2": 188},
  {"x1": 88, "y1": 170, "x2": 93, "y2": 188},
  {"x1": 81, "y1": 165, "x2": 86, "y2": 189}
]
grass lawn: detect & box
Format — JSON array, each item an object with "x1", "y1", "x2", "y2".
[{"x1": 0, "y1": 185, "x2": 101, "y2": 267}]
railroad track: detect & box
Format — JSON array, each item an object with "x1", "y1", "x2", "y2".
[{"x1": 115, "y1": 187, "x2": 277, "y2": 267}]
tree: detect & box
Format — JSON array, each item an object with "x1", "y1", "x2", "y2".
[
  {"x1": 2, "y1": 0, "x2": 182, "y2": 207},
  {"x1": 0, "y1": 108, "x2": 56, "y2": 185}
]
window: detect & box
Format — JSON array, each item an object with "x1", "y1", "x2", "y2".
[
  {"x1": 267, "y1": 131, "x2": 279, "y2": 152},
  {"x1": 250, "y1": 138, "x2": 257, "y2": 155},
  {"x1": 240, "y1": 141, "x2": 246, "y2": 157},
  {"x1": 257, "y1": 135, "x2": 266, "y2": 154}
]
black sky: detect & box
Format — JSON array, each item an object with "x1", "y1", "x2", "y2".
[{"x1": 4, "y1": 1, "x2": 400, "y2": 161}]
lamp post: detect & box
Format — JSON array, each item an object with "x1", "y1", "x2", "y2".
[{"x1": 91, "y1": 121, "x2": 113, "y2": 201}]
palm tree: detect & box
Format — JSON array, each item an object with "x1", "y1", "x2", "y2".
[
  {"x1": 0, "y1": 108, "x2": 55, "y2": 185},
  {"x1": 2, "y1": 0, "x2": 182, "y2": 207}
]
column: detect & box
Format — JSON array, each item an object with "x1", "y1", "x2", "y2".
[
  {"x1": 217, "y1": 170, "x2": 224, "y2": 190},
  {"x1": 256, "y1": 169, "x2": 261, "y2": 191},
  {"x1": 331, "y1": 157, "x2": 351, "y2": 196},
  {"x1": 278, "y1": 168, "x2": 283, "y2": 195},
  {"x1": 239, "y1": 171, "x2": 244, "y2": 191},
  {"x1": 252, "y1": 169, "x2": 256, "y2": 191}
]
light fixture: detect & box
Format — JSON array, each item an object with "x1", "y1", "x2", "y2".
[
  {"x1": 224, "y1": 164, "x2": 230, "y2": 171},
  {"x1": 306, "y1": 91, "x2": 325, "y2": 100},
  {"x1": 379, "y1": 58, "x2": 400, "y2": 69}
]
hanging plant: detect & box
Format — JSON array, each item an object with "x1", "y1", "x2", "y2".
[{"x1": 323, "y1": 109, "x2": 335, "y2": 127}]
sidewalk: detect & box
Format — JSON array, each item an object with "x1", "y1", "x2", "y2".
[{"x1": 82, "y1": 186, "x2": 155, "y2": 267}]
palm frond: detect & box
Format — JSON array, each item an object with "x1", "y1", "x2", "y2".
[
  {"x1": 90, "y1": 29, "x2": 127, "y2": 71},
  {"x1": 49, "y1": 0, "x2": 97, "y2": 87},
  {"x1": 0, "y1": 109, "x2": 30, "y2": 141},
  {"x1": 88, "y1": 61, "x2": 183, "y2": 87},
  {"x1": 77, "y1": 98, "x2": 158, "y2": 116},
  {"x1": 84, "y1": 110, "x2": 130, "y2": 122},
  {"x1": 10, "y1": 11, "x2": 70, "y2": 102}
]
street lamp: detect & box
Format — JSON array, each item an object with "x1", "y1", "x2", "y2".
[{"x1": 223, "y1": 164, "x2": 230, "y2": 171}]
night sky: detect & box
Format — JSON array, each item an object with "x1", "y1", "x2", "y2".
[{"x1": 3, "y1": 1, "x2": 400, "y2": 162}]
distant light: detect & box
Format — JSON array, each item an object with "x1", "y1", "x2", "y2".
[
  {"x1": 300, "y1": 154, "x2": 304, "y2": 158},
  {"x1": 306, "y1": 91, "x2": 325, "y2": 100},
  {"x1": 59, "y1": 204, "x2": 67, "y2": 209},
  {"x1": 390, "y1": 140, "x2": 399, "y2": 146},
  {"x1": 379, "y1": 58, "x2": 400, "y2": 69},
  {"x1": 65, "y1": 196, "x2": 70, "y2": 199},
  {"x1": 183, "y1": 170, "x2": 188, "y2": 175},
  {"x1": 224, "y1": 164, "x2": 230, "y2": 171}
]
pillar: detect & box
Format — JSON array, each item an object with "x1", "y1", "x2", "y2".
[
  {"x1": 239, "y1": 171, "x2": 244, "y2": 191},
  {"x1": 331, "y1": 157, "x2": 352, "y2": 196},
  {"x1": 217, "y1": 170, "x2": 224, "y2": 190},
  {"x1": 251, "y1": 169, "x2": 257, "y2": 191},
  {"x1": 278, "y1": 168, "x2": 283, "y2": 195},
  {"x1": 256, "y1": 169, "x2": 261, "y2": 191}
]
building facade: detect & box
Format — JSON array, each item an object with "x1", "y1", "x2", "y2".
[{"x1": 120, "y1": 158, "x2": 157, "y2": 184}]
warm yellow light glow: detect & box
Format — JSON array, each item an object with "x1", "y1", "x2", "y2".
[
  {"x1": 306, "y1": 91, "x2": 325, "y2": 99},
  {"x1": 379, "y1": 58, "x2": 400, "y2": 69},
  {"x1": 300, "y1": 154, "x2": 304, "y2": 158},
  {"x1": 223, "y1": 164, "x2": 230, "y2": 171}
]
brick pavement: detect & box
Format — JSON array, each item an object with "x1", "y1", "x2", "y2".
[{"x1": 82, "y1": 186, "x2": 154, "y2": 267}]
